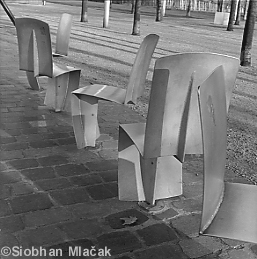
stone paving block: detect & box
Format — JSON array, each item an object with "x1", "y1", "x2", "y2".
[
  {"x1": 182, "y1": 171, "x2": 203, "y2": 185},
  {"x1": 101, "y1": 140, "x2": 118, "y2": 149},
  {"x1": 105, "y1": 182, "x2": 118, "y2": 194},
  {"x1": 35, "y1": 178, "x2": 72, "y2": 191},
  {"x1": 56, "y1": 137, "x2": 76, "y2": 146},
  {"x1": 226, "y1": 248, "x2": 257, "y2": 259},
  {"x1": 2, "y1": 122, "x2": 32, "y2": 130},
  {"x1": 98, "y1": 170, "x2": 118, "y2": 182},
  {"x1": 70, "y1": 199, "x2": 135, "y2": 220},
  {"x1": 182, "y1": 182, "x2": 203, "y2": 199},
  {"x1": 55, "y1": 164, "x2": 90, "y2": 177},
  {"x1": 22, "y1": 127, "x2": 48, "y2": 135},
  {"x1": 18, "y1": 225, "x2": 66, "y2": 247},
  {"x1": 96, "y1": 134, "x2": 113, "y2": 142},
  {"x1": 87, "y1": 184, "x2": 117, "y2": 200},
  {"x1": 59, "y1": 218, "x2": 104, "y2": 240},
  {"x1": 193, "y1": 236, "x2": 228, "y2": 253},
  {"x1": 21, "y1": 167, "x2": 56, "y2": 181},
  {"x1": 0, "y1": 200, "x2": 12, "y2": 217},
  {"x1": 0, "y1": 171, "x2": 22, "y2": 184},
  {"x1": 1, "y1": 142, "x2": 29, "y2": 151},
  {"x1": 24, "y1": 207, "x2": 74, "y2": 228},
  {"x1": 0, "y1": 137, "x2": 17, "y2": 144},
  {"x1": 137, "y1": 224, "x2": 178, "y2": 246},
  {"x1": 3, "y1": 128, "x2": 22, "y2": 136},
  {"x1": 251, "y1": 244, "x2": 257, "y2": 256},
  {"x1": 97, "y1": 231, "x2": 142, "y2": 255},
  {"x1": 0, "y1": 215, "x2": 24, "y2": 234},
  {"x1": 7, "y1": 158, "x2": 39, "y2": 170},
  {"x1": 105, "y1": 209, "x2": 149, "y2": 229},
  {"x1": 37, "y1": 155, "x2": 69, "y2": 166},
  {"x1": 0, "y1": 150, "x2": 24, "y2": 160},
  {"x1": 171, "y1": 213, "x2": 202, "y2": 238},
  {"x1": 173, "y1": 197, "x2": 202, "y2": 213},
  {"x1": 29, "y1": 140, "x2": 59, "y2": 148},
  {"x1": 69, "y1": 174, "x2": 103, "y2": 186},
  {"x1": 99, "y1": 149, "x2": 119, "y2": 160},
  {"x1": 9, "y1": 182, "x2": 35, "y2": 195},
  {"x1": 9, "y1": 193, "x2": 54, "y2": 214},
  {"x1": 179, "y1": 239, "x2": 212, "y2": 258},
  {"x1": 49, "y1": 187, "x2": 90, "y2": 205},
  {"x1": 0, "y1": 184, "x2": 12, "y2": 199},
  {"x1": 0, "y1": 233, "x2": 19, "y2": 248},
  {"x1": 86, "y1": 159, "x2": 118, "y2": 171},
  {"x1": 45, "y1": 132, "x2": 71, "y2": 140},
  {"x1": 134, "y1": 243, "x2": 188, "y2": 259},
  {"x1": 153, "y1": 208, "x2": 179, "y2": 220},
  {"x1": 0, "y1": 161, "x2": 8, "y2": 171}
]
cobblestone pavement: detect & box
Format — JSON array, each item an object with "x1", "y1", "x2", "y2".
[{"x1": 0, "y1": 1, "x2": 257, "y2": 259}]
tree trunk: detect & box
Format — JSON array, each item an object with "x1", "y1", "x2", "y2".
[
  {"x1": 0, "y1": 0, "x2": 15, "y2": 25},
  {"x1": 132, "y1": 0, "x2": 141, "y2": 35},
  {"x1": 131, "y1": 0, "x2": 135, "y2": 14},
  {"x1": 243, "y1": 0, "x2": 249, "y2": 20},
  {"x1": 240, "y1": 0, "x2": 257, "y2": 66},
  {"x1": 234, "y1": 0, "x2": 241, "y2": 25},
  {"x1": 156, "y1": 0, "x2": 163, "y2": 21},
  {"x1": 81, "y1": 0, "x2": 88, "y2": 22},
  {"x1": 186, "y1": 0, "x2": 191, "y2": 17},
  {"x1": 227, "y1": 0, "x2": 237, "y2": 31},
  {"x1": 217, "y1": 0, "x2": 223, "y2": 12}
]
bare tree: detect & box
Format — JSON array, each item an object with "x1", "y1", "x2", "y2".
[
  {"x1": 186, "y1": 0, "x2": 192, "y2": 17},
  {"x1": 234, "y1": 0, "x2": 241, "y2": 25},
  {"x1": 132, "y1": 0, "x2": 141, "y2": 35},
  {"x1": 131, "y1": 0, "x2": 135, "y2": 14},
  {"x1": 227, "y1": 0, "x2": 237, "y2": 31},
  {"x1": 81, "y1": 0, "x2": 88, "y2": 22},
  {"x1": 240, "y1": 0, "x2": 257, "y2": 66},
  {"x1": 156, "y1": 0, "x2": 163, "y2": 21},
  {"x1": 217, "y1": 0, "x2": 223, "y2": 12}
]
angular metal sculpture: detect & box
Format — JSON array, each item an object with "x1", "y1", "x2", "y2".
[
  {"x1": 71, "y1": 34, "x2": 159, "y2": 148},
  {"x1": 118, "y1": 53, "x2": 240, "y2": 205},
  {"x1": 15, "y1": 18, "x2": 80, "y2": 112},
  {"x1": 16, "y1": 13, "x2": 73, "y2": 90},
  {"x1": 52, "y1": 13, "x2": 73, "y2": 57},
  {"x1": 198, "y1": 66, "x2": 257, "y2": 244}
]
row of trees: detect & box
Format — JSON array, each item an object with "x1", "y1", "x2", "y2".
[{"x1": 80, "y1": 0, "x2": 256, "y2": 66}]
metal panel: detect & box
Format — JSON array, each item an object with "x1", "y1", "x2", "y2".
[{"x1": 198, "y1": 66, "x2": 257, "y2": 243}]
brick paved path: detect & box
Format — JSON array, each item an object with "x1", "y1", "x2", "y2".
[{"x1": 0, "y1": 2, "x2": 257, "y2": 259}]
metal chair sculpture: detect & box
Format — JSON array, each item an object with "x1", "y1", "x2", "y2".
[
  {"x1": 52, "y1": 13, "x2": 73, "y2": 57},
  {"x1": 118, "y1": 53, "x2": 239, "y2": 205},
  {"x1": 17, "y1": 13, "x2": 73, "y2": 90},
  {"x1": 198, "y1": 66, "x2": 257, "y2": 244},
  {"x1": 15, "y1": 18, "x2": 80, "y2": 112},
  {"x1": 71, "y1": 34, "x2": 159, "y2": 149}
]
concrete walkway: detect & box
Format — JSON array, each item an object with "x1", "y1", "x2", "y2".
[{"x1": 0, "y1": 2, "x2": 257, "y2": 259}]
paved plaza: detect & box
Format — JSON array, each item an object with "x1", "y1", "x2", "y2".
[{"x1": 0, "y1": 1, "x2": 257, "y2": 258}]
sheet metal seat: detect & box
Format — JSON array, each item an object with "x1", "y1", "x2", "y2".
[
  {"x1": 198, "y1": 66, "x2": 257, "y2": 244},
  {"x1": 71, "y1": 34, "x2": 159, "y2": 148},
  {"x1": 118, "y1": 53, "x2": 239, "y2": 205},
  {"x1": 15, "y1": 17, "x2": 80, "y2": 112}
]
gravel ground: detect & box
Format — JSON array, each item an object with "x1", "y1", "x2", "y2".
[{"x1": 3, "y1": 0, "x2": 257, "y2": 184}]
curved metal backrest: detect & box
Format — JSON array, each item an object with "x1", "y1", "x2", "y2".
[
  {"x1": 15, "y1": 18, "x2": 53, "y2": 77},
  {"x1": 198, "y1": 66, "x2": 227, "y2": 233},
  {"x1": 143, "y1": 53, "x2": 239, "y2": 158},
  {"x1": 124, "y1": 34, "x2": 159, "y2": 105},
  {"x1": 55, "y1": 13, "x2": 73, "y2": 56}
]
